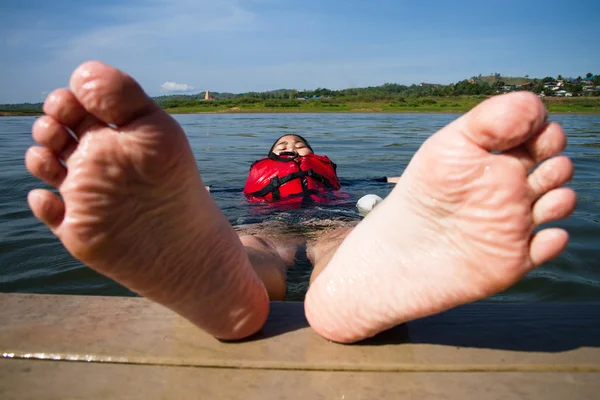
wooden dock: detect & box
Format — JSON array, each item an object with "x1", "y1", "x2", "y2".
[{"x1": 1, "y1": 293, "x2": 599, "y2": 399}]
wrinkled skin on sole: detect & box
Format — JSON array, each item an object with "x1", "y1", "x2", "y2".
[
  {"x1": 305, "y1": 92, "x2": 576, "y2": 343},
  {"x1": 26, "y1": 61, "x2": 269, "y2": 340}
]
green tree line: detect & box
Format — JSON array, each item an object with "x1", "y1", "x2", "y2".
[
  {"x1": 2, "y1": 73, "x2": 598, "y2": 113},
  {"x1": 154, "y1": 72, "x2": 600, "y2": 108}
]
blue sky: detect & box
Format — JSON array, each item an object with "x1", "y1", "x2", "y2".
[{"x1": 1, "y1": 0, "x2": 599, "y2": 103}]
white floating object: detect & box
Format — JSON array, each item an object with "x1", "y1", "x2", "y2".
[{"x1": 356, "y1": 194, "x2": 383, "y2": 216}]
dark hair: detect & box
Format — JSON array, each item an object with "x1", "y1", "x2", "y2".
[{"x1": 268, "y1": 134, "x2": 313, "y2": 155}]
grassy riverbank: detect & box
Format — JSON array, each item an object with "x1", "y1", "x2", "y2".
[
  {"x1": 2, "y1": 96, "x2": 599, "y2": 116},
  {"x1": 163, "y1": 96, "x2": 600, "y2": 114}
]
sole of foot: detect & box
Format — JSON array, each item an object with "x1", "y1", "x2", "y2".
[
  {"x1": 26, "y1": 61, "x2": 269, "y2": 340},
  {"x1": 305, "y1": 92, "x2": 576, "y2": 343}
]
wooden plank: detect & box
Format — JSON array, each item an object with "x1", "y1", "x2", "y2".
[
  {"x1": 1, "y1": 293, "x2": 600, "y2": 371},
  {"x1": 1, "y1": 359, "x2": 598, "y2": 400}
]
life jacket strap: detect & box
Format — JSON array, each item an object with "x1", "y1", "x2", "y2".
[
  {"x1": 304, "y1": 169, "x2": 336, "y2": 189},
  {"x1": 268, "y1": 152, "x2": 298, "y2": 162},
  {"x1": 247, "y1": 169, "x2": 336, "y2": 199},
  {"x1": 248, "y1": 171, "x2": 308, "y2": 199}
]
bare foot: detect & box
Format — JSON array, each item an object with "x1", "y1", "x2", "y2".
[
  {"x1": 25, "y1": 61, "x2": 268, "y2": 340},
  {"x1": 305, "y1": 92, "x2": 576, "y2": 343}
]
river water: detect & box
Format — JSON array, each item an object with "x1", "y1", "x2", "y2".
[{"x1": 1, "y1": 113, "x2": 599, "y2": 301}]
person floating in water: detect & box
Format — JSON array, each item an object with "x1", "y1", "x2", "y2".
[
  {"x1": 242, "y1": 133, "x2": 397, "y2": 212},
  {"x1": 244, "y1": 134, "x2": 342, "y2": 205},
  {"x1": 25, "y1": 61, "x2": 576, "y2": 343}
]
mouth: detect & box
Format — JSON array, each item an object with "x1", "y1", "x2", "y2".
[{"x1": 279, "y1": 151, "x2": 298, "y2": 157}]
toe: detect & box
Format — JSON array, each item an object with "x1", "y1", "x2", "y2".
[
  {"x1": 532, "y1": 187, "x2": 577, "y2": 226},
  {"x1": 503, "y1": 146, "x2": 536, "y2": 171},
  {"x1": 43, "y1": 89, "x2": 87, "y2": 125},
  {"x1": 528, "y1": 155, "x2": 574, "y2": 198},
  {"x1": 525, "y1": 122, "x2": 567, "y2": 164},
  {"x1": 530, "y1": 228, "x2": 569, "y2": 266},
  {"x1": 504, "y1": 122, "x2": 567, "y2": 172},
  {"x1": 69, "y1": 61, "x2": 159, "y2": 127},
  {"x1": 43, "y1": 89, "x2": 98, "y2": 131},
  {"x1": 27, "y1": 189, "x2": 65, "y2": 230},
  {"x1": 32, "y1": 116, "x2": 79, "y2": 161},
  {"x1": 456, "y1": 92, "x2": 547, "y2": 152},
  {"x1": 25, "y1": 146, "x2": 67, "y2": 187},
  {"x1": 43, "y1": 88, "x2": 104, "y2": 140}
]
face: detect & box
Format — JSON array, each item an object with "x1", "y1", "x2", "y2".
[{"x1": 272, "y1": 135, "x2": 313, "y2": 156}]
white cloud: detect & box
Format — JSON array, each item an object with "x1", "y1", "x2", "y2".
[{"x1": 160, "y1": 81, "x2": 195, "y2": 93}]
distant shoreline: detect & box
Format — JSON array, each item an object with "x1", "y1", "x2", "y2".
[
  {"x1": 2, "y1": 97, "x2": 600, "y2": 116},
  {"x1": 3, "y1": 109, "x2": 600, "y2": 117},
  {"x1": 0, "y1": 112, "x2": 42, "y2": 117}
]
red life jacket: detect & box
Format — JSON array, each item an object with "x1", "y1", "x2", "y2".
[{"x1": 243, "y1": 153, "x2": 341, "y2": 203}]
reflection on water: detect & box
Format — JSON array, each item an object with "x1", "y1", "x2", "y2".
[{"x1": 1, "y1": 113, "x2": 599, "y2": 301}]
